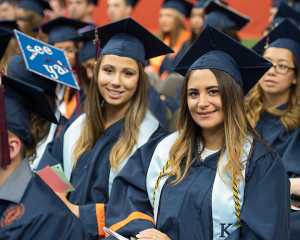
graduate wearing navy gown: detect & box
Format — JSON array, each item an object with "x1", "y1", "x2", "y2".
[
  {"x1": 249, "y1": 17, "x2": 300, "y2": 158},
  {"x1": 76, "y1": 24, "x2": 175, "y2": 129},
  {"x1": 250, "y1": 17, "x2": 300, "y2": 240},
  {"x1": 37, "y1": 18, "x2": 172, "y2": 239},
  {"x1": 40, "y1": 17, "x2": 91, "y2": 119},
  {"x1": 5, "y1": 55, "x2": 68, "y2": 171},
  {"x1": 0, "y1": 74, "x2": 89, "y2": 240},
  {"x1": 104, "y1": 26, "x2": 290, "y2": 240}
]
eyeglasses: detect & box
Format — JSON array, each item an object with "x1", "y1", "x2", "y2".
[{"x1": 271, "y1": 63, "x2": 296, "y2": 75}]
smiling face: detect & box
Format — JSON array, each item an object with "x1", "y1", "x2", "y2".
[
  {"x1": 97, "y1": 54, "x2": 139, "y2": 107},
  {"x1": 187, "y1": 69, "x2": 224, "y2": 132},
  {"x1": 260, "y1": 47, "x2": 297, "y2": 96}
]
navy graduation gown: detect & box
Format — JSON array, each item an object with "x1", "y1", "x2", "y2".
[
  {"x1": 281, "y1": 128, "x2": 300, "y2": 177},
  {"x1": 36, "y1": 113, "x2": 79, "y2": 170},
  {"x1": 0, "y1": 164, "x2": 89, "y2": 239},
  {"x1": 156, "y1": 141, "x2": 290, "y2": 240},
  {"x1": 105, "y1": 136, "x2": 289, "y2": 240},
  {"x1": 255, "y1": 107, "x2": 295, "y2": 157},
  {"x1": 38, "y1": 110, "x2": 168, "y2": 239},
  {"x1": 281, "y1": 127, "x2": 300, "y2": 239},
  {"x1": 69, "y1": 120, "x2": 167, "y2": 239},
  {"x1": 104, "y1": 134, "x2": 167, "y2": 238},
  {"x1": 256, "y1": 107, "x2": 300, "y2": 240},
  {"x1": 148, "y1": 86, "x2": 178, "y2": 129}
]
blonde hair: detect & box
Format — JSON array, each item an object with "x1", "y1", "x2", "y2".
[
  {"x1": 246, "y1": 53, "x2": 300, "y2": 131},
  {"x1": 73, "y1": 56, "x2": 148, "y2": 169},
  {"x1": 169, "y1": 69, "x2": 252, "y2": 184},
  {"x1": 159, "y1": 9, "x2": 186, "y2": 48}
]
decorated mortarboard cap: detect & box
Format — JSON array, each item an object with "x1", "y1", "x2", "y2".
[
  {"x1": 40, "y1": 17, "x2": 89, "y2": 44},
  {"x1": 253, "y1": 19, "x2": 300, "y2": 65},
  {"x1": 204, "y1": 1, "x2": 250, "y2": 31},
  {"x1": 2, "y1": 75, "x2": 57, "y2": 145},
  {"x1": 174, "y1": 25, "x2": 272, "y2": 94},
  {"x1": 162, "y1": 0, "x2": 193, "y2": 17},
  {"x1": 6, "y1": 55, "x2": 57, "y2": 96},
  {"x1": 83, "y1": 17, "x2": 173, "y2": 65},
  {"x1": 17, "y1": 0, "x2": 51, "y2": 17}
]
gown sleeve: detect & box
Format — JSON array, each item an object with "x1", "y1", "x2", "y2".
[
  {"x1": 0, "y1": 212, "x2": 90, "y2": 240},
  {"x1": 103, "y1": 132, "x2": 167, "y2": 239},
  {"x1": 237, "y1": 149, "x2": 290, "y2": 240}
]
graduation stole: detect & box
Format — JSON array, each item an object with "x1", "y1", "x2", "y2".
[
  {"x1": 211, "y1": 136, "x2": 253, "y2": 240},
  {"x1": 108, "y1": 111, "x2": 159, "y2": 196},
  {"x1": 147, "y1": 132, "x2": 253, "y2": 232},
  {"x1": 146, "y1": 132, "x2": 179, "y2": 223}
]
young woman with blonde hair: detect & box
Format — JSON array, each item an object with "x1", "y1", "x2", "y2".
[
  {"x1": 104, "y1": 26, "x2": 289, "y2": 240},
  {"x1": 149, "y1": 0, "x2": 192, "y2": 77},
  {"x1": 38, "y1": 18, "x2": 172, "y2": 240}
]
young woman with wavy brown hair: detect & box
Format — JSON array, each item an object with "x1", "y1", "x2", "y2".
[
  {"x1": 248, "y1": 19, "x2": 300, "y2": 240},
  {"x1": 103, "y1": 26, "x2": 289, "y2": 240},
  {"x1": 38, "y1": 18, "x2": 172, "y2": 239},
  {"x1": 247, "y1": 19, "x2": 300, "y2": 158}
]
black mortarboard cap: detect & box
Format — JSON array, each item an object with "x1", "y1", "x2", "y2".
[
  {"x1": 40, "y1": 17, "x2": 89, "y2": 44},
  {"x1": 253, "y1": 19, "x2": 300, "y2": 65},
  {"x1": 18, "y1": 0, "x2": 51, "y2": 16},
  {"x1": 7, "y1": 55, "x2": 57, "y2": 97},
  {"x1": 273, "y1": 2, "x2": 300, "y2": 26},
  {"x1": 0, "y1": 29, "x2": 12, "y2": 60},
  {"x1": 162, "y1": 0, "x2": 193, "y2": 17},
  {"x1": 83, "y1": 17, "x2": 173, "y2": 65},
  {"x1": 174, "y1": 25, "x2": 272, "y2": 94},
  {"x1": 204, "y1": 1, "x2": 250, "y2": 31},
  {"x1": 2, "y1": 75, "x2": 57, "y2": 146}
]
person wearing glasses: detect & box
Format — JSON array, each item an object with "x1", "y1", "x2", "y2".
[
  {"x1": 247, "y1": 19, "x2": 300, "y2": 240},
  {"x1": 104, "y1": 25, "x2": 289, "y2": 240},
  {"x1": 247, "y1": 18, "x2": 300, "y2": 161}
]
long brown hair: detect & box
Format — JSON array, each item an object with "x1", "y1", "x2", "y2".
[
  {"x1": 246, "y1": 51, "x2": 300, "y2": 131},
  {"x1": 74, "y1": 56, "x2": 148, "y2": 169},
  {"x1": 169, "y1": 69, "x2": 252, "y2": 184}
]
